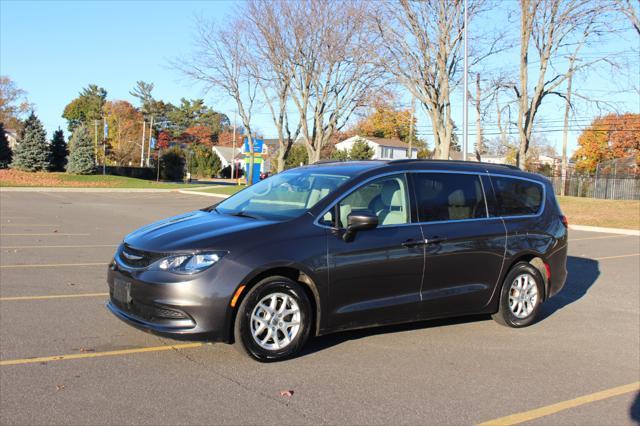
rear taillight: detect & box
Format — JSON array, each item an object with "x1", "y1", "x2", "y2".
[{"x1": 560, "y1": 215, "x2": 568, "y2": 227}]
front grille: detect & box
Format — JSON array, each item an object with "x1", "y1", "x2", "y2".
[
  {"x1": 118, "y1": 244, "x2": 166, "y2": 269},
  {"x1": 112, "y1": 297, "x2": 189, "y2": 321}
]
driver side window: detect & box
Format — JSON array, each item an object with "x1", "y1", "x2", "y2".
[{"x1": 337, "y1": 175, "x2": 410, "y2": 228}]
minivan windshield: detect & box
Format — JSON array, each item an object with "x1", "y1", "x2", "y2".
[{"x1": 214, "y1": 170, "x2": 350, "y2": 221}]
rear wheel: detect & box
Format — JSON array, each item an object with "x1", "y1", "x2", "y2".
[
  {"x1": 493, "y1": 262, "x2": 544, "y2": 327},
  {"x1": 234, "y1": 276, "x2": 311, "y2": 361}
]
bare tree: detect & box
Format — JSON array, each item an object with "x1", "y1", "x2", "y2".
[
  {"x1": 512, "y1": 0, "x2": 611, "y2": 169},
  {"x1": 374, "y1": 0, "x2": 502, "y2": 159},
  {"x1": 615, "y1": 0, "x2": 640, "y2": 34},
  {"x1": 176, "y1": 18, "x2": 259, "y2": 183},
  {"x1": 272, "y1": 0, "x2": 381, "y2": 163},
  {"x1": 245, "y1": 0, "x2": 300, "y2": 172}
]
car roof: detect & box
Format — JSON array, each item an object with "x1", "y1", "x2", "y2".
[{"x1": 302, "y1": 159, "x2": 546, "y2": 182}]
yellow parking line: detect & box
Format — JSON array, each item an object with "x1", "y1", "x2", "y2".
[
  {"x1": 594, "y1": 253, "x2": 640, "y2": 261},
  {"x1": 0, "y1": 262, "x2": 107, "y2": 269},
  {"x1": 0, "y1": 292, "x2": 108, "y2": 301},
  {"x1": 477, "y1": 381, "x2": 640, "y2": 425},
  {"x1": 0, "y1": 343, "x2": 204, "y2": 366},
  {"x1": 1, "y1": 244, "x2": 117, "y2": 249},
  {"x1": 0, "y1": 233, "x2": 90, "y2": 236}
]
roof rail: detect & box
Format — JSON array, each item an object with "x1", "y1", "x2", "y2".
[{"x1": 388, "y1": 158, "x2": 520, "y2": 170}]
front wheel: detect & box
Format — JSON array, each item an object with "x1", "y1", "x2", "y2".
[
  {"x1": 234, "y1": 276, "x2": 312, "y2": 361},
  {"x1": 492, "y1": 262, "x2": 544, "y2": 327}
]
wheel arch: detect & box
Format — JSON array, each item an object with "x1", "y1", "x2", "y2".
[
  {"x1": 228, "y1": 265, "x2": 322, "y2": 343},
  {"x1": 502, "y1": 252, "x2": 549, "y2": 301}
]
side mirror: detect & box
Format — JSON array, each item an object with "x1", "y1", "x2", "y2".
[{"x1": 343, "y1": 211, "x2": 378, "y2": 242}]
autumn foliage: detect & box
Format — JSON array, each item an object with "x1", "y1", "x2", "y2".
[
  {"x1": 573, "y1": 113, "x2": 640, "y2": 173},
  {"x1": 353, "y1": 105, "x2": 416, "y2": 143}
]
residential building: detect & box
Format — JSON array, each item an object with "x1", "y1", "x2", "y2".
[{"x1": 335, "y1": 136, "x2": 418, "y2": 160}]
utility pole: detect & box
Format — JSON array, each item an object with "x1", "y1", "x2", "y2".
[
  {"x1": 231, "y1": 110, "x2": 237, "y2": 180},
  {"x1": 147, "y1": 116, "x2": 154, "y2": 167},
  {"x1": 408, "y1": 96, "x2": 415, "y2": 159},
  {"x1": 140, "y1": 120, "x2": 146, "y2": 167},
  {"x1": 94, "y1": 120, "x2": 98, "y2": 165},
  {"x1": 102, "y1": 117, "x2": 106, "y2": 175},
  {"x1": 462, "y1": 0, "x2": 469, "y2": 161}
]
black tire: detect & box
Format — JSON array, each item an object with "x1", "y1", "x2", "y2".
[
  {"x1": 234, "y1": 276, "x2": 312, "y2": 362},
  {"x1": 492, "y1": 262, "x2": 544, "y2": 328}
]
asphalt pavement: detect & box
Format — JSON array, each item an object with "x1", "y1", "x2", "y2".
[{"x1": 1, "y1": 191, "x2": 638, "y2": 425}]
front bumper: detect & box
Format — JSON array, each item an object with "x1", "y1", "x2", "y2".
[{"x1": 106, "y1": 262, "x2": 235, "y2": 342}]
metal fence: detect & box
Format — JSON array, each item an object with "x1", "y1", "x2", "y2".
[{"x1": 550, "y1": 176, "x2": 640, "y2": 200}]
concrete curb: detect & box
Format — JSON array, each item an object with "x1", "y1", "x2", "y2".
[
  {"x1": 0, "y1": 186, "x2": 211, "y2": 193},
  {"x1": 178, "y1": 190, "x2": 230, "y2": 199},
  {"x1": 569, "y1": 224, "x2": 640, "y2": 236}
]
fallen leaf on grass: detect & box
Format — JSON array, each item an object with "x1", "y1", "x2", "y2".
[
  {"x1": 279, "y1": 390, "x2": 294, "y2": 398},
  {"x1": 56, "y1": 385, "x2": 65, "y2": 391}
]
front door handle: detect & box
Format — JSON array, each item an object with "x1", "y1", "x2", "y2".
[
  {"x1": 401, "y1": 238, "x2": 428, "y2": 248},
  {"x1": 425, "y1": 236, "x2": 447, "y2": 245}
]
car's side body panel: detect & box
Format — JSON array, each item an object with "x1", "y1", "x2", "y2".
[{"x1": 106, "y1": 159, "x2": 569, "y2": 345}]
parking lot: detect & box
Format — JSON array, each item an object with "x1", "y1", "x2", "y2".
[{"x1": 0, "y1": 190, "x2": 638, "y2": 425}]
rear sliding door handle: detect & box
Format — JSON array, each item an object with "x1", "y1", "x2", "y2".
[{"x1": 425, "y1": 236, "x2": 447, "y2": 245}]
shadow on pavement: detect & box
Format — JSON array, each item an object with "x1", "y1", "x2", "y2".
[
  {"x1": 302, "y1": 255, "x2": 600, "y2": 357},
  {"x1": 631, "y1": 391, "x2": 640, "y2": 423},
  {"x1": 301, "y1": 314, "x2": 489, "y2": 357},
  {"x1": 539, "y1": 255, "x2": 600, "y2": 321}
]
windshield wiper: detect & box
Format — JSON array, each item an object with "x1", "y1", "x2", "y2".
[{"x1": 228, "y1": 211, "x2": 259, "y2": 219}]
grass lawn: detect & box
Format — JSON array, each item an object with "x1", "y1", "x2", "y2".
[
  {"x1": 186, "y1": 185, "x2": 246, "y2": 195},
  {"x1": 0, "y1": 170, "x2": 201, "y2": 189},
  {"x1": 557, "y1": 196, "x2": 640, "y2": 230}
]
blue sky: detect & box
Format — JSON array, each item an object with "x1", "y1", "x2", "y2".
[{"x1": 1, "y1": 0, "x2": 638, "y2": 155}]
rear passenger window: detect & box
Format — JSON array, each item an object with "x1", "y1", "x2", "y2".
[
  {"x1": 412, "y1": 173, "x2": 487, "y2": 222},
  {"x1": 491, "y1": 177, "x2": 543, "y2": 216}
]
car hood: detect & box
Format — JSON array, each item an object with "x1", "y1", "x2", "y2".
[{"x1": 124, "y1": 210, "x2": 275, "y2": 252}]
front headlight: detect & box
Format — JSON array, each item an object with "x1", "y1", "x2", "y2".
[{"x1": 152, "y1": 251, "x2": 226, "y2": 274}]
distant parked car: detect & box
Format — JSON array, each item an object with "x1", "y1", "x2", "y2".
[{"x1": 107, "y1": 159, "x2": 568, "y2": 361}]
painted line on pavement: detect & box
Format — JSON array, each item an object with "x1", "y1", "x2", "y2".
[
  {"x1": 569, "y1": 224, "x2": 640, "y2": 236},
  {"x1": 570, "y1": 234, "x2": 636, "y2": 242},
  {"x1": 0, "y1": 293, "x2": 108, "y2": 301},
  {"x1": 0, "y1": 343, "x2": 204, "y2": 366},
  {"x1": 1, "y1": 224, "x2": 60, "y2": 227},
  {"x1": 477, "y1": 381, "x2": 640, "y2": 425},
  {"x1": 594, "y1": 253, "x2": 640, "y2": 261},
  {"x1": 0, "y1": 262, "x2": 107, "y2": 269},
  {"x1": 1, "y1": 244, "x2": 117, "y2": 250},
  {"x1": 1, "y1": 233, "x2": 90, "y2": 236}
]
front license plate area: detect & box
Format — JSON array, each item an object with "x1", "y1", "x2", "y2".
[{"x1": 113, "y1": 278, "x2": 132, "y2": 305}]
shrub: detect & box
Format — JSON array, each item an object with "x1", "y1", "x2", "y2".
[
  {"x1": 187, "y1": 144, "x2": 222, "y2": 178},
  {"x1": 0, "y1": 122, "x2": 12, "y2": 168},
  {"x1": 160, "y1": 146, "x2": 186, "y2": 181}
]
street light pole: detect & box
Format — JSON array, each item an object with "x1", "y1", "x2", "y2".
[
  {"x1": 462, "y1": 0, "x2": 469, "y2": 161},
  {"x1": 231, "y1": 110, "x2": 237, "y2": 180},
  {"x1": 140, "y1": 120, "x2": 146, "y2": 167}
]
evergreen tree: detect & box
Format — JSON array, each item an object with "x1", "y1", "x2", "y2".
[
  {"x1": 67, "y1": 125, "x2": 95, "y2": 174},
  {"x1": 0, "y1": 122, "x2": 12, "y2": 168},
  {"x1": 284, "y1": 144, "x2": 309, "y2": 169},
  {"x1": 11, "y1": 112, "x2": 51, "y2": 171},
  {"x1": 349, "y1": 138, "x2": 375, "y2": 160},
  {"x1": 49, "y1": 129, "x2": 68, "y2": 172}
]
